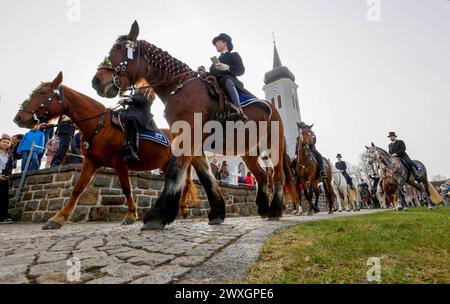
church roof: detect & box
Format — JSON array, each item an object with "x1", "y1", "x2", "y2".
[{"x1": 264, "y1": 44, "x2": 296, "y2": 84}]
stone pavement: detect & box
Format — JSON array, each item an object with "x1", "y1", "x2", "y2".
[{"x1": 0, "y1": 209, "x2": 385, "y2": 284}]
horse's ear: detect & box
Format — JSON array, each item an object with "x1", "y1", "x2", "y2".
[
  {"x1": 297, "y1": 122, "x2": 301, "y2": 129},
  {"x1": 128, "y1": 20, "x2": 140, "y2": 42},
  {"x1": 309, "y1": 123, "x2": 314, "y2": 129},
  {"x1": 371, "y1": 142, "x2": 375, "y2": 148},
  {"x1": 365, "y1": 146, "x2": 370, "y2": 150},
  {"x1": 50, "y1": 71, "x2": 63, "y2": 88}
]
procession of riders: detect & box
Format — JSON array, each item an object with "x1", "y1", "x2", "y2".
[{"x1": 12, "y1": 22, "x2": 444, "y2": 229}]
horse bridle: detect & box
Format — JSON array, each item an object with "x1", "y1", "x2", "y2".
[
  {"x1": 20, "y1": 86, "x2": 65, "y2": 124},
  {"x1": 295, "y1": 133, "x2": 311, "y2": 169},
  {"x1": 98, "y1": 40, "x2": 142, "y2": 94}
]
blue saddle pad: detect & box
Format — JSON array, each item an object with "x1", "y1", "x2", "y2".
[
  {"x1": 139, "y1": 130, "x2": 170, "y2": 147},
  {"x1": 118, "y1": 115, "x2": 170, "y2": 147},
  {"x1": 238, "y1": 93, "x2": 272, "y2": 117}
]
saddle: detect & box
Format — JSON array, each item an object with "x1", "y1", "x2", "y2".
[
  {"x1": 201, "y1": 76, "x2": 241, "y2": 122},
  {"x1": 110, "y1": 110, "x2": 159, "y2": 133},
  {"x1": 201, "y1": 75, "x2": 271, "y2": 122}
]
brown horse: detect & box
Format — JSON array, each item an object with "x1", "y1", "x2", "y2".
[
  {"x1": 380, "y1": 168, "x2": 399, "y2": 209},
  {"x1": 92, "y1": 21, "x2": 295, "y2": 230},
  {"x1": 13, "y1": 72, "x2": 196, "y2": 230},
  {"x1": 359, "y1": 188, "x2": 372, "y2": 209},
  {"x1": 294, "y1": 123, "x2": 335, "y2": 215}
]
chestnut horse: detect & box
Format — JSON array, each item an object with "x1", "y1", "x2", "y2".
[
  {"x1": 379, "y1": 168, "x2": 399, "y2": 209},
  {"x1": 92, "y1": 21, "x2": 295, "y2": 230},
  {"x1": 294, "y1": 123, "x2": 335, "y2": 215},
  {"x1": 13, "y1": 72, "x2": 195, "y2": 230}
]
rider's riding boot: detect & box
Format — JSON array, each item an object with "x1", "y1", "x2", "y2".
[
  {"x1": 224, "y1": 80, "x2": 248, "y2": 122},
  {"x1": 123, "y1": 119, "x2": 140, "y2": 164}
]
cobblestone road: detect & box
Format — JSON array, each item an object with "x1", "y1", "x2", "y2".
[{"x1": 0, "y1": 210, "x2": 384, "y2": 284}]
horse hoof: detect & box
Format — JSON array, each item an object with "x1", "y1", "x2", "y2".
[
  {"x1": 121, "y1": 218, "x2": 135, "y2": 226},
  {"x1": 268, "y1": 216, "x2": 281, "y2": 221},
  {"x1": 328, "y1": 211, "x2": 333, "y2": 215},
  {"x1": 42, "y1": 221, "x2": 62, "y2": 230},
  {"x1": 141, "y1": 221, "x2": 165, "y2": 231},
  {"x1": 209, "y1": 218, "x2": 225, "y2": 225}
]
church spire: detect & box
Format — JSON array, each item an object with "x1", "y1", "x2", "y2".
[
  {"x1": 273, "y1": 33, "x2": 282, "y2": 68},
  {"x1": 264, "y1": 34, "x2": 295, "y2": 85}
]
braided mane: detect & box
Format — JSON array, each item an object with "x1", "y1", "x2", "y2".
[{"x1": 116, "y1": 36, "x2": 195, "y2": 85}]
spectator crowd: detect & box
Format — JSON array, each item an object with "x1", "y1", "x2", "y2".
[{"x1": 0, "y1": 116, "x2": 83, "y2": 224}]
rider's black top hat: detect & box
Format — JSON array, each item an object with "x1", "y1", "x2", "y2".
[
  {"x1": 336, "y1": 154, "x2": 343, "y2": 158},
  {"x1": 388, "y1": 132, "x2": 398, "y2": 138},
  {"x1": 212, "y1": 33, "x2": 234, "y2": 52}
]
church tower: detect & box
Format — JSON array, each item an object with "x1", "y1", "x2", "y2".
[{"x1": 263, "y1": 40, "x2": 301, "y2": 158}]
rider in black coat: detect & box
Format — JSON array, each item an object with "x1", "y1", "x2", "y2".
[
  {"x1": 119, "y1": 91, "x2": 157, "y2": 163},
  {"x1": 387, "y1": 132, "x2": 421, "y2": 182},
  {"x1": 305, "y1": 126, "x2": 327, "y2": 178},
  {"x1": 209, "y1": 33, "x2": 252, "y2": 121}
]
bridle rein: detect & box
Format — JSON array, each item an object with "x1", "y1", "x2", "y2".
[{"x1": 20, "y1": 85, "x2": 110, "y2": 150}]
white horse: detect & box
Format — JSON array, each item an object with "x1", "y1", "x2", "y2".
[{"x1": 331, "y1": 166, "x2": 359, "y2": 212}]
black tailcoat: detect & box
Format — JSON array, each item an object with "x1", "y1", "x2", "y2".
[
  {"x1": 209, "y1": 52, "x2": 254, "y2": 96},
  {"x1": 120, "y1": 95, "x2": 156, "y2": 131}
]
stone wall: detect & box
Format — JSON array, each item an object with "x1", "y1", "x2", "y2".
[{"x1": 7, "y1": 165, "x2": 330, "y2": 223}]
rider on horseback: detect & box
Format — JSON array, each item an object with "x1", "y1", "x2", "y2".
[
  {"x1": 209, "y1": 33, "x2": 250, "y2": 122},
  {"x1": 358, "y1": 179, "x2": 370, "y2": 191},
  {"x1": 335, "y1": 154, "x2": 355, "y2": 189},
  {"x1": 296, "y1": 123, "x2": 327, "y2": 178},
  {"x1": 119, "y1": 90, "x2": 157, "y2": 163},
  {"x1": 388, "y1": 132, "x2": 421, "y2": 183}
]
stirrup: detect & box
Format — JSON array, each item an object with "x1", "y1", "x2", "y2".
[
  {"x1": 123, "y1": 153, "x2": 140, "y2": 163},
  {"x1": 123, "y1": 146, "x2": 140, "y2": 163}
]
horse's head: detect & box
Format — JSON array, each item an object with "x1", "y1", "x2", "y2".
[
  {"x1": 296, "y1": 122, "x2": 315, "y2": 146},
  {"x1": 365, "y1": 142, "x2": 387, "y2": 166},
  {"x1": 92, "y1": 20, "x2": 145, "y2": 98},
  {"x1": 13, "y1": 72, "x2": 65, "y2": 129}
]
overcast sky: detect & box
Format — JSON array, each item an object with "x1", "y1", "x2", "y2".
[{"x1": 0, "y1": 0, "x2": 449, "y2": 178}]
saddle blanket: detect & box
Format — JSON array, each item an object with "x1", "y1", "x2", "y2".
[
  {"x1": 118, "y1": 115, "x2": 170, "y2": 147},
  {"x1": 239, "y1": 92, "x2": 272, "y2": 118}
]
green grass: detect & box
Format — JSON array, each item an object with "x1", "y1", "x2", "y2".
[{"x1": 246, "y1": 207, "x2": 450, "y2": 284}]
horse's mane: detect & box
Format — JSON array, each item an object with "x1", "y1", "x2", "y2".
[
  {"x1": 21, "y1": 83, "x2": 46, "y2": 108},
  {"x1": 63, "y1": 86, "x2": 106, "y2": 111},
  {"x1": 116, "y1": 36, "x2": 194, "y2": 83},
  {"x1": 375, "y1": 146, "x2": 391, "y2": 159}
]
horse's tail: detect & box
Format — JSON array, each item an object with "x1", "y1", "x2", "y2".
[
  {"x1": 282, "y1": 138, "x2": 298, "y2": 204},
  {"x1": 180, "y1": 164, "x2": 197, "y2": 219},
  {"x1": 186, "y1": 175, "x2": 197, "y2": 201}
]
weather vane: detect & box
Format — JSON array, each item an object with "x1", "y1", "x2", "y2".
[{"x1": 272, "y1": 32, "x2": 276, "y2": 46}]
